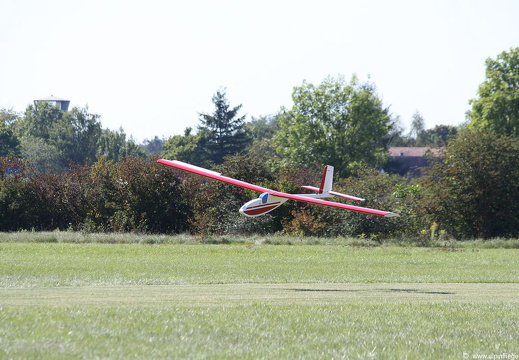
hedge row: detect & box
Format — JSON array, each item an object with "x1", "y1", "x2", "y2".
[
  {"x1": 0, "y1": 155, "x2": 418, "y2": 239},
  {"x1": 2, "y1": 130, "x2": 519, "y2": 240}
]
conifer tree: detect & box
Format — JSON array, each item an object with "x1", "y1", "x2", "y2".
[{"x1": 198, "y1": 88, "x2": 249, "y2": 164}]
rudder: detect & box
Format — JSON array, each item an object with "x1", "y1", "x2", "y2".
[{"x1": 319, "y1": 165, "x2": 334, "y2": 194}]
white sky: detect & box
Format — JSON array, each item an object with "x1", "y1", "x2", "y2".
[{"x1": 1, "y1": 0, "x2": 518, "y2": 142}]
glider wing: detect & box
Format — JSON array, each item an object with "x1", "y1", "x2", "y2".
[{"x1": 157, "y1": 159, "x2": 270, "y2": 193}]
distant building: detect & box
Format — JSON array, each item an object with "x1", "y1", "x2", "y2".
[
  {"x1": 385, "y1": 147, "x2": 442, "y2": 176},
  {"x1": 34, "y1": 95, "x2": 70, "y2": 112}
]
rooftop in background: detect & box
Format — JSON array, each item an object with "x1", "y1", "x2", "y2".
[
  {"x1": 34, "y1": 95, "x2": 70, "y2": 112},
  {"x1": 386, "y1": 147, "x2": 443, "y2": 177},
  {"x1": 388, "y1": 147, "x2": 442, "y2": 157}
]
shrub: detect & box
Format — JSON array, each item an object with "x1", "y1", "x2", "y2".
[
  {"x1": 420, "y1": 130, "x2": 519, "y2": 239},
  {"x1": 314, "y1": 169, "x2": 406, "y2": 239},
  {"x1": 112, "y1": 157, "x2": 191, "y2": 233}
]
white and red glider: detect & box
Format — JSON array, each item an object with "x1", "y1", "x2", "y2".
[{"x1": 157, "y1": 159, "x2": 399, "y2": 218}]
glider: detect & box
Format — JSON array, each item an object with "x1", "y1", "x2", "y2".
[{"x1": 157, "y1": 159, "x2": 399, "y2": 218}]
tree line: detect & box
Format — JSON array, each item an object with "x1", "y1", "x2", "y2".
[{"x1": 1, "y1": 47, "x2": 518, "y2": 240}]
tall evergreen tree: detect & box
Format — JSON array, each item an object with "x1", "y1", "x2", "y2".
[{"x1": 198, "y1": 89, "x2": 249, "y2": 164}]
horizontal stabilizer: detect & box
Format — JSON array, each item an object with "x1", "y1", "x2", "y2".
[
  {"x1": 328, "y1": 191, "x2": 365, "y2": 202},
  {"x1": 301, "y1": 186, "x2": 364, "y2": 201},
  {"x1": 301, "y1": 186, "x2": 321, "y2": 192}
]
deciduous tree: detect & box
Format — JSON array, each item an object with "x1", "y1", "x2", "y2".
[
  {"x1": 161, "y1": 128, "x2": 209, "y2": 167},
  {"x1": 96, "y1": 128, "x2": 145, "y2": 162},
  {"x1": 274, "y1": 76, "x2": 392, "y2": 177},
  {"x1": 0, "y1": 109, "x2": 20, "y2": 156},
  {"x1": 468, "y1": 47, "x2": 519, "y2": 136},
  {"x1": 140, "y1": 136, "x2": 166, "y2": 155},
  {"x1": 16, "y1": 103, "x2": 103, "y2": 170}
]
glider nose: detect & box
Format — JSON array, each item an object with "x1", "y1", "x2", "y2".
[
  {"x1": 238, "y1": 204, "x2": 250, "y2": 216},
  {"x1": 239, "y1": 195, "x2": 288, "y2": 217}
]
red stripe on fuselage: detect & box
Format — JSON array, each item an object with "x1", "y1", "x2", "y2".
[
  {"x1": 243, "y1": 204, "x2": 280, "y2": 216},
  {"x1": 245, "y1": 202, "x2": 281, "y2": 210}
]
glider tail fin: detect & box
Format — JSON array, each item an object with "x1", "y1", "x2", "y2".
[
  {"x1": 301, "y1": 165, "x2": 364, "y2": 201},
  {"x1": 319, "y1": 165, "x2": 334, "y2": 194},
  {"x1": 319, "y1": 165, "x2": 365, "y2": 202}
]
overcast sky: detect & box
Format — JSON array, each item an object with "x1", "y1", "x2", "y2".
[{"x1": 1, "y1": 0, "x2": 518, "y2": 142}]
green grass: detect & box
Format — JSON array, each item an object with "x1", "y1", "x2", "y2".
[
  {"x1": 3, "y1": 230, "x2": 519, "y2": 248},
  {"x1": 1, "y1": 235, "x2": 518, "y2": 359},
  {"x1": 1, "y1": 242, "x2": 518, "y2": 287}
]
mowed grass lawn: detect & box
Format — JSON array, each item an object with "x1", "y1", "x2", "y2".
[{"x1": 1, "y1": 238, "x2": 518, "y2": 359}]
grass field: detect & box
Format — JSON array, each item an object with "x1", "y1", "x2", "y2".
[{"x1": 1, "y1": 234, "x2": 518, "y2": 359}]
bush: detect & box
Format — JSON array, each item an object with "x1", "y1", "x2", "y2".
[
  {"x1": 420, "y1": 130, "x2": 519, "y2": 239},
  {"x1": 309, "y1": 169, "x2": 407, "y2": 239},
  {"x1": 111, "y1": 157, "x2": 191, "y2": 233},
  {"x1": 0, "y1": 156, "x2": 191, "y2": 233}
]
